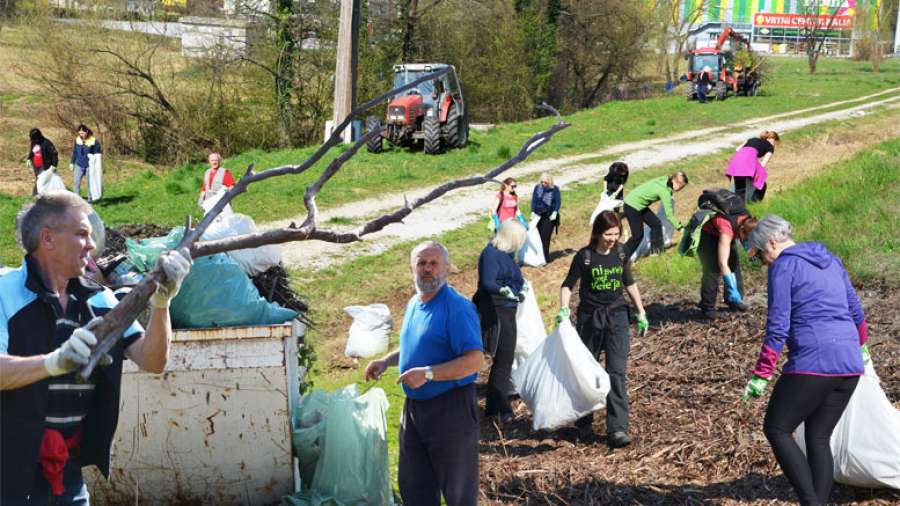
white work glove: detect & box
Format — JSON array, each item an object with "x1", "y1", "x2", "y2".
[
  {"x1": 68, "y1": 163, "x2": 75, "y2": 171},
  {"x1": 44, "y1": 317, "x2": 105, "y2": 376},
  {"x1": 149, "y1": 249, "x2": 193, "y2": 309},
  {"x1": 550, "y1": 211, "x2": 558, "y2": 221}
]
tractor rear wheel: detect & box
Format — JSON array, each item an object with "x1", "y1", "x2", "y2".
[
  {"x1": 444, "y1": 103, "x2": 466, "y2": 148},
  {"x1": 423, "y1": 115, "x2": 441, "y2": 154},
  {"x1": 366, "y1": 116, "x2": 383, "y2": 153},
  {"x1": 749, "y1": 80, "x2": 760, "y2": 97},
  {"x1": 685, "y1": 82, "x2": 696, "y2": 101}
]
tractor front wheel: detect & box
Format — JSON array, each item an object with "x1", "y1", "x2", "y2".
[
  {"x1": 424, "y1": 115, "x2": 441, "y2": 154},
  {"x1": 366, "y1": 116, "x2": 383, "y2": 153}
]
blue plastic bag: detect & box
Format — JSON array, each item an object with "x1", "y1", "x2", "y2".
[{"x1": 170, "y1": 253, "x2": 298, "y2": 328}]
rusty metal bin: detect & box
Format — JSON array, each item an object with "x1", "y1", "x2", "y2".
[{"x1": 85, "y1": 320, "x2": 306, "y2": 504}]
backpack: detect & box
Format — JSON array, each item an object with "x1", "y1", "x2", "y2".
[{"x1": 678, "y1": 189, "x2": 749, "y2": 257}]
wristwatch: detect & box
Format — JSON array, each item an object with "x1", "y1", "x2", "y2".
[{"x1": 424, "y1": 366, "x2": 434, "y2": 382}]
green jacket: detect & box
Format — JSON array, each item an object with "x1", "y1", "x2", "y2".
[{"x1": 623, "y1": 176, "x2": 682, "y2": 228}]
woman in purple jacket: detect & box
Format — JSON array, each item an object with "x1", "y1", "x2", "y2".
[{"x1": 742, "y1": 215, "x2": 870, "y2": 506}]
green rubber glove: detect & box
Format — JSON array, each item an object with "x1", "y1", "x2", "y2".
[
  {"x1": 555, "y1": 307, "x2": 571, "y2": 324},
  {"x1": 636, "y1": 312, "x2": 649, "y2": 337},
  {"x1": 861, "y1": 344, "x2": 872, "y2": 367},
  {"x1": 741, "y1": 375, "x2": 769, "y2": 401},
  {"x1": 499, "y1": 286, "x2": 518, "y2": 301}
]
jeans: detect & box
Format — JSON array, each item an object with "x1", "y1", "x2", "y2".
[
  {"x1": 399, "y1": 384, "x2": 480, "y2": 506},
  {"x1": 72, "y1": 165, "x2": 89, "y2": 200}
]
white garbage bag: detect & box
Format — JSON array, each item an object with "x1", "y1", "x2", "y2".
[
  {"x1": 87, "y1": 153, "x2": 103, "y2": 202},
  {"x1": 589, "y1": 192, "x2": 623, "y2": 228},
  {"x1": 344, "y1": 304, "x2": 392, "y2": 359},
  {"x1": 794, "y1": 363, "x2": 900, "y2": 489},
  {"x1": 512, "y1": 320, "x2": 611, "y2": 431},
  {"x1": 513, "y1": 281, "x2": 546, "y2": 370},
  {"x1": 630, "y1": 196, "x2": 676, "y2": 262},
  {"x1": 521, "y1": 216, "x2": 546, "y2": 267},
  {"x1": 35, "y1": 167, "x2": 67, "y2": 194},
  {"x1": 201, "y1": 213, "x2": 281, "y2": 276},
  {"x1": 200, "y1": 188, "x2": 234, "y2": 217}
]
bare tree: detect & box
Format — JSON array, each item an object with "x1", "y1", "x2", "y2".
[
  {"x1": 77, "y1": 70, "x2": 571, "y2": 380},
  {"x1": 556, "y1": 0, "x2": 646, "y2": 109},
  {"x1": 652, "y1": 0, "x2": 709, "y2": 83},
  {"x1": 798, "y1": 0, "x2": 846, "y2": 74}
]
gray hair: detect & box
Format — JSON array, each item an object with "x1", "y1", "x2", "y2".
[
  {"x1": 410, "y1": 240, "x2": 450, "y2": 267},
  {"x1": 16, "y1": 192, "x2": 91, "y2": 253},
  {"x1": 747, "y1": 214, "x2": 793, "y2": 252}
]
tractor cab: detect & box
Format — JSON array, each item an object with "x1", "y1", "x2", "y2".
[
  {"x1": 368, "y1": 63, "x2": 469, "y2": 155},
  {"x1": 687, "y1": 50, "x2": 723, "y2": 82}
]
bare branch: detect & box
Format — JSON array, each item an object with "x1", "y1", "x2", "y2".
[{"x1": 77, "y1": 66, "x2": 457, "y2": 380}]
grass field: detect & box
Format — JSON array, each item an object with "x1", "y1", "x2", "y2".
[
  {"x1": 298, "y1": 107, "x2": 899, "y2": 489},
  {"x1": 2, "y1": 45, "x2": 900, "y2": 265}
]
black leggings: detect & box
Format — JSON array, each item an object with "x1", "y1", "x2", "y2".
[
  {"x1": 623, "y1": 204, "x2": 663, "y2": 260},
  {"x1": 763, "y1": 374, "x2": 859, "y2": 506},
  {"x1": 732, "y1": 176, "x2": 767, "y2": 203},
  {"x1": 485, "y1": 304, "x2": 517, "y2": 417},
  {"x1": 536, "y1": 214, "x2": 555, "y2": 261}
]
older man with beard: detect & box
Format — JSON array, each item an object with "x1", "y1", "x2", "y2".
[{"x1": 365, "y1": 240, "x2": 483, "y2": 506}]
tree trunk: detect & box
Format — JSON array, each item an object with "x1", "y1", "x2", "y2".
[
  {"x1": 400, "y1": 0, "x2": 419, "y2": 61},
  {"x1": 808, "y1": 52, "x2": 818, "y2": 74},
  {"x1": 275, "y1": 0, "x2": 297, "y2": 146}
]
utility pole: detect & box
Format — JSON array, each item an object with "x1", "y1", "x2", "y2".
[{"x1": 333, "y1": 0, "x2": 360, "y2": 143}]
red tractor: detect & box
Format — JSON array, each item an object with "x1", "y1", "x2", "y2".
[
  {"x1": 684, "y1": 27, "x2": 761, "y2": 101},
  {"x1": 366, "y1": 63, "x2": 469, "y2": 155}
]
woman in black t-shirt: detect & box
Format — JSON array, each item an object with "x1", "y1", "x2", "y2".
[
  {"x1": 726, "y1": 130, "x2": 780, "y2": 203},
  {"x1": 556, "y1": 210, "x2": 648, "y2": 448}
]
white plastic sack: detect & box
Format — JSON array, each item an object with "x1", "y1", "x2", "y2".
[
  {"x1": 794, "y1": 363, "x2": 900, "y2": 489},
  {"x1": 200, "y1": 188, "x2": 234, "y2": 217},
  {"x1": 87, "y1": 153, "x2": 103, "y2": 202},
  {"x1": 513, "y1": 281, "x2": 547, "y2": 370},
  {"x1": 344, "y1": 304, "x2": 392, "y2": 359},
  {"x1": 521, "y1": 216, "x2": 546, "y2": 267},
  {"x1": 201, "y1": 213, "x2": 281, "y2": 276},
  {"x1": 35, "y1": 167, "x2": 67, "y2": 194},
  {"x1": 512, "y1": 319, "x2": 611, "y2": 431},
  {"x1": 589, "y1": 192, "x2": 623, "y2": 228},
  {"x1": 630, "y1": 196, "x2": 676, "y2": 262}
]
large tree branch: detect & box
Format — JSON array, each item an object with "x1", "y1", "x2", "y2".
[{"x1": 79, "y1": 65, "x2": 476, "y2": 380}]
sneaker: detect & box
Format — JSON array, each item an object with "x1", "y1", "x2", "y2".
[
  {"x1": 608, "y1": 431, "x2": 632, "y2": 449},
  {"x1": 728, "y1": 302, "x2": 749, "y2": 312}
]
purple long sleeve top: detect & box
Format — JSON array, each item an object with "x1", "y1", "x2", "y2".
[{"x1": 752, "y1": 242, "x2": 867, "y2": 378}]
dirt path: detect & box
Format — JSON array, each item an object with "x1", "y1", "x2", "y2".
[{"x1": 267, "y1": 88, "x2": 900, "y2": 271}]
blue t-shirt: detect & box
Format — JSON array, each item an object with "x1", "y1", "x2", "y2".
[{"x1": 398, "y1": 284, "x2": 483, "y2": 400}]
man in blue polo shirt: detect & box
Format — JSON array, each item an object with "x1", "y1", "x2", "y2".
[
  {"x1": 1, "y1": 192, "x2": 191, "y2": 504},
  {"x1": 365, "y1": 240, "x2": 483, "y2": 506}
]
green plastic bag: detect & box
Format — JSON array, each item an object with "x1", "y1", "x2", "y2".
[
  {"x1": 125, "y1": 227, "x2": 184, "y2": 273},
  {"x1": 169, "y1": 253, "x2": 298, "y2": 328},
  {"x1": 287, "y1": 385, "x2": 394, "y2": 506}
]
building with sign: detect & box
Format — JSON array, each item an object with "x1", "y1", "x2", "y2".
[{"x1": 683, "y1": 0, "x2": 881, "y2": 55}]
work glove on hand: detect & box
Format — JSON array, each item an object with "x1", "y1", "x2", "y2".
[
  {"x1": 861, "y1": 344, "x2": 872, "y2": 367},
  {"x1": 549, "y1": 211, "x2": 558, "y2": 221},
  {"x1": 68, "y1": 163, "x2": 75, "y2": 171},
  {"x1": 149, "y1": 249, "x2": 193, "y2": 309},
  {"x1": 499, "y1": 286, "x2": 519, "y2": 301},
  {"x1": 530, "y1": 212, "x2": 539, "y2": 222},
  {"x1": 723, "y1": 272, "x2": 742, "y2": 305},
  {"x1": 636, "y1": 312, "x2": 649, "y2": 337},
  {"x1": 517, "y1": 281, "x2": 530, "y2": 302},
  {"x1": 44, "y1": 318, "x2": 105, "y2": 376},
  {"x1": 676, "y1": 223, "x2": 685, "y2": 231},
  {"x1": 741, "y1": 375, "x2": 769, "y2": 401},
  {"x1": 555, "y1": 307, "x2": 571, "y2": 324}
]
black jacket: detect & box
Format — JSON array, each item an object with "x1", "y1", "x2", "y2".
[{"x1": 28, "y1": 138, "x2": 59, "y2": 170}]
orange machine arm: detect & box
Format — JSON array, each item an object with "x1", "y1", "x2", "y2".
[{"x1": 716, "y1": 27, "x2": 750, "y2": 51}]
